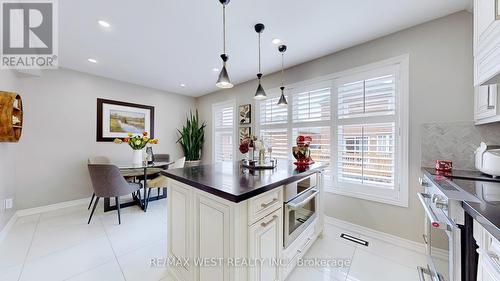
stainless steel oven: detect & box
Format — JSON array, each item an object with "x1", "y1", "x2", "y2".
[
  {"x1": 284, "y1": 175, "x2": 319, "y2": 248},
  {"x1": 417, "y1": 175, "x2": 480, "y2": 281}
]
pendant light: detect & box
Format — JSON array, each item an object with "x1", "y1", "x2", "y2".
[
  {"x1": 277, "y1": 45, "x2": 288, "y2": 107},
  {"x1": 216, "y1": 0, "x2": 233, "y2": 89},
  {"x1": 254, "y1": 23, "x2": 267, "y2": 100}
]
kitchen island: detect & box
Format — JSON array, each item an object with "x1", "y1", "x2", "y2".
[{"x1": 161, "y1": 161, "x2": 328, "y2": 281}]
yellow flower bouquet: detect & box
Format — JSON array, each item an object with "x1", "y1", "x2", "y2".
[{"x1": 114, "y1": 132, "x2": 159, "y2": 150}]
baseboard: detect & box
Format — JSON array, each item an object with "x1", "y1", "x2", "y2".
[
  {"x1": 0, "y1": 197, "x2": 90, "y2": 242},
  {"x1": 0, "y1": 212, "x2": 18, "y2": 243},
  {"x1": 325, "y1": 216, "x2": 449, "y2": 261},
  {"x1": 16, "y1": 198, "x2": 90, "y2": 217}
]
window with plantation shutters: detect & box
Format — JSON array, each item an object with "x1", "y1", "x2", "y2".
[
  {"x1": 332, "y1": 58, "x2": 409, "y2": 207},
  {"x1": 212, "y1": 101, "x2": 235, "y2": 163},
  {"x1": 292, "y1": 88, "x2": 331, "y2": 123},
  {"x1": 257, "y1": 96, "x2": 289, "y2": 159},
  {"x1": 257, "y1": 86, "x2": 332, "y2": 173}
]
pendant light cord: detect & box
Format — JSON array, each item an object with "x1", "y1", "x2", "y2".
[
  {"x1": 258, "y1": 33, "x2": 261, "y2": 74},
  {"x1": 222, "y1": 4, "x2": 226, "y2": 55},
  {"x1": 281, "y1": 53, "x2": 284, "y2": 87}
]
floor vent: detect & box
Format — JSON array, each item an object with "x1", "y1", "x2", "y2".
[{"x1": 340, "y1": 233, "x2": 369, "y2": 247}]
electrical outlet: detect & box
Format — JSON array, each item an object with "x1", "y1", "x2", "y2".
[{"x1": 5, "y1": 198, "x2": 13, "y2": 210}]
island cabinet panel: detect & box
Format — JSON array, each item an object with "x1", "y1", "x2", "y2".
[
  {"x1": 195, "y1": 194, "x2": 231, "y2": 281},
  {"x1": 168, "y1": 182, "x2": 194, "y2": 281},
  {"x1": 248, "y1": 208, "x2": 283, "y2": 281}
]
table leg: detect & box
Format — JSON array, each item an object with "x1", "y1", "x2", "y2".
[{"x1": 143, "y1": 167, "x2": 147, "y2": 211}]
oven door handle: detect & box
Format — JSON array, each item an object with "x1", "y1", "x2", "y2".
[
  {"x1": 417, "y1": 192, "x2": 443, "y2": 229},
  {"x1": 287, "y1": 189, "x2": 319, "y2": 209}
]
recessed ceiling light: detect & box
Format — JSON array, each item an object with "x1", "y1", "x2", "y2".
[
  {"x1": 212, "y1": 68, "x2": 220, "y2": 72},
  {"x1": 180, "y1": 83, "x2": 186, "y2": 87},
  {"x1": 272, "y1": 38, "x2": 281, "y2": 45},
  {"x1": 98, "y1": 20, "x2": 111, "y2": 28},
  {"x1": 87, "y1": 58, "x2": 98, "y2": 63}
]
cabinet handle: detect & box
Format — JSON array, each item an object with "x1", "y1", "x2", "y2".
[
  {"x1": 261, "y1": 198, "x2": 278, "y2": 209},
  {"x1": 487, "y1": 86, "x2": 495, "y2": 109},
  {"x1": 261, "y1": 215, "x2": 278, "y2": 227}
]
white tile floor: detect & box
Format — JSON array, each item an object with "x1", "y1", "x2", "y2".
[{"x1": 0, "y1": 199, "x2": 429, "y2": 281}]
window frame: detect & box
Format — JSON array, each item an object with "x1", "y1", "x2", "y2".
[
  {"x1": 255, "y1": 55, "x2": 409, "y2": 207},
  {"x1": 331, "y1": 56, "x2": 409, "y2": 207},
  {"x1": 212, "y1": 100, "x2": 236, "y2": 163}
]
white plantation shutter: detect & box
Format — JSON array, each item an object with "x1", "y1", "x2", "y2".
[
  {"x1": 338, "y1": 74, "x2": 395, "y2": 119},
  {"x1": 292, "y1": 88, "x2": 331, "y2": 123},
  {"x1": 258, "y1": 86, "x2": 332, "y2": 178},
  {"x1": 335, "y1": 62, "x2": 402, "y2": 200},
  {"x1": 213, "y1": 101, "x2": 235, "y2": 162},
  {"x1": 337, "y1": 123, "x2": 395, "y2": 187},
  {"x1": 260, "y1": 97, "x2": 288, "y2": 125},
  {"x1": 260, "y1": 129, "x2": 289, "y2": 159}
]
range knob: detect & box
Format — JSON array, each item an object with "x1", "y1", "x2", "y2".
[
  {"x1": 432, "y1": 194, "x2": 448, "y2": 209},
  {"x1": 419, "y1": 177, "x2": 429, "y2": 187}
]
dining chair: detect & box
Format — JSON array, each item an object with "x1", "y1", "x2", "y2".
[
  {"x1": 144, "y1": 157, "x2": 185, "y2": 211},
  {"x1": 87, "y1": 156, "x2": 110, "y2": 210},
  {"x1": 87, "y1": 164, "x2": 142, "y2": 224}
]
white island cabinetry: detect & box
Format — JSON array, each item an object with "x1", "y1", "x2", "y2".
[{"x1": 165, "y1": 170, "x2": 324, "y2": 281}]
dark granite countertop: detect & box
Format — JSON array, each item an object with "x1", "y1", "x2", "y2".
[
  {"x1": 422, "y1": 167, "x2": 500, "y2": 182},
  {"x1": 162, "y1": 161, "x2": 328, "y2": 203},
  {"x1": 422, "y1": 168, "x2": 500, "y2": 241}
]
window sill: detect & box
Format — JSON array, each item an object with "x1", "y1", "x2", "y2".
[{"x1": 324, "y1": 186, "x2": 408, "y2": 208}]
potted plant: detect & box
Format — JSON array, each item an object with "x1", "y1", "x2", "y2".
[
  {"x1": 114, "y1": 132, "x2": 159, "y2": 165},
  {"x1": 177, "y1": 110, "x2": 206, "y2": 167}
]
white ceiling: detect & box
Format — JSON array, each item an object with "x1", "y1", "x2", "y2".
[{"x1": 59, "y1": 0, "x2": 470, "y2": 97}]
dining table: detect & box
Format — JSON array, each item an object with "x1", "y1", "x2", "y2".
[{"x1": 103, "y1": 161, "x2": 173, "y2": 212}]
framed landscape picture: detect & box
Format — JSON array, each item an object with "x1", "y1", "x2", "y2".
[
  {"x1": 497, "y1": 0, "x2": 500, "y2": 20},
  {"x1": 96, "y1": 98, "x2": 155, "y2": 142},
  {"x1": 239, "y1": 104, "x2": 251, "y2": 124},
  {"x1": 239, "y1": 127, "x2": 251, "y2": 141}
]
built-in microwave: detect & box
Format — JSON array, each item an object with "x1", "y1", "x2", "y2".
[{"x1": 283, "y1": 175, "x2": 318, "y2": 248}]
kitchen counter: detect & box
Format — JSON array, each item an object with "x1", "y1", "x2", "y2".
[
  {"x1": 162, "y1": 160, "x2": 328, "y2": 203},
  {"x1": 422, "y1": 167, "x2": 500, "y2": 182},
  {"x1": 165, "y1": 161, "x2": 327, "y2": 280},
  {"x1": 423, "y1": 168, "x2": 500, "y2": 241}
]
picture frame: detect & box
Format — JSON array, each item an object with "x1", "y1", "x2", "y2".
[
  {"x1": 239, "y1": 127, "x2": 251, "y2": 141},
  {"x1": 96, "y1": 98, "x2": 155, "y2": 142},
  {"x1": 497, "y1": 0, "x2": 500, "y2": 20},
  {"x1": 238, "y1": 104, "x2": 251, "y2": 124}
]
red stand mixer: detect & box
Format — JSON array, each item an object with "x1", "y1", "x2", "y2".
[{"x1": 292, "y1": 135, "x2": 315, "y2": 167}]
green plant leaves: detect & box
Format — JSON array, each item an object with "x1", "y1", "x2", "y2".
[{"x1": 177, "y1": 110, "x2": 206, "y2": 161}]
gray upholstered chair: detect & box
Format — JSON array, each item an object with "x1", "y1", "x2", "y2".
[
  {"x1": 87, "y1": 156, "x2": 111, "y2": 210},
  {"x1": 87, "y1": 164, "x2": 142, "y2": 224}
]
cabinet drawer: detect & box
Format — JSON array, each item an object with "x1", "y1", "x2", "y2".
[
  {"x1": 248, "y1": 188, "x2": 283, "y2": 226},
  {"x1": 282, "y1": 219, "x2": 317, "y2": 279}
]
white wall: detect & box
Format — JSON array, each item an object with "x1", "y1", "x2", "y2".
[
  {"x1": 0, "y1": 70, "x2": 21, "y2": 229},
  {"x1": 196, "y1": 11, "x2": 474, "y2": 244},
  {"x1": 13, "y1": 68, "x2": 196, "y2": 209}
]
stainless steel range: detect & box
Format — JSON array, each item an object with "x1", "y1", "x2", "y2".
[{"x1": 417, "y1": 175, "x2": 480, "y2": 281}]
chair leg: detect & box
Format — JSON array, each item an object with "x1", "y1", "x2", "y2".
[
  {"x1": 145, "y1": 189, "x2": 152, "y2": 212},
  {"x1": 115, "y1": 197, "x2": 121, "y2": 225},
  {"x1": 157, "y1": 188, "x2": 160, "y2": 200},
  {"x1": 88, "y1": 193, "x2": 95, "y2": 210},
  {"x1": 88, "y1": 197, "x2": 100, "y2": 224}
]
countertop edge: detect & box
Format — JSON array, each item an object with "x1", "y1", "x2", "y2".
[
  {"x1": 161, "y1": 166, "x2": 326, "y2": 203},
  {"x1": 462, "y1": 201, "x2": 500, "y2": 242},
  {"x1": 422, "y1": 168, "x2": 500, "y2": 242}
]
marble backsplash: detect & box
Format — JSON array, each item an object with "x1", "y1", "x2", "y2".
[{"x1": 421, "y1": 121, "x2": 500, "y2": 170}]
